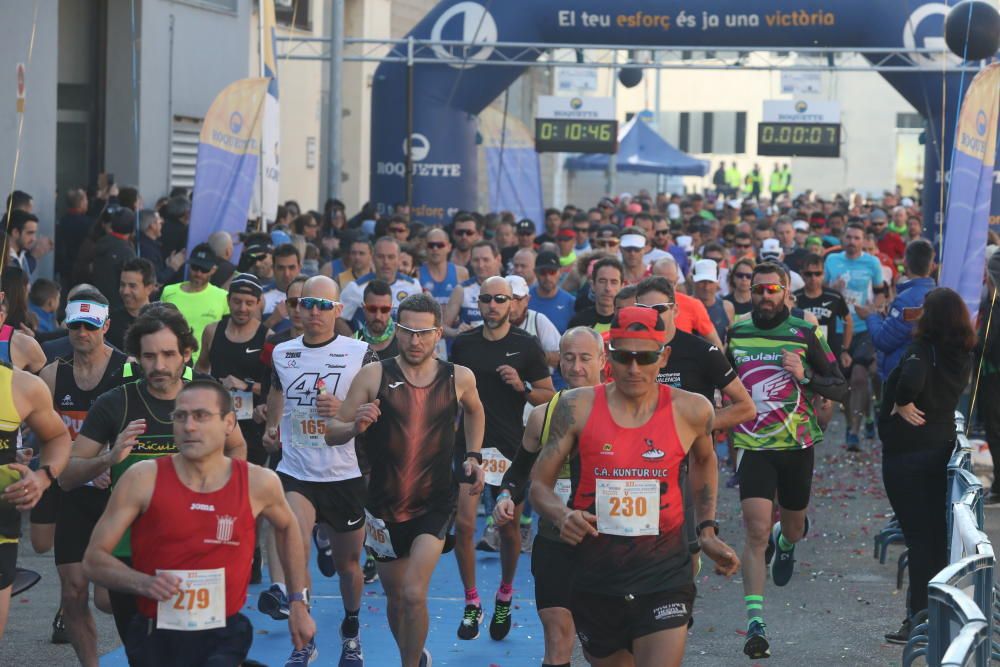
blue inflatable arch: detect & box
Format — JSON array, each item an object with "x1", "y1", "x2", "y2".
[{"x1": 371, "y1": 0, "x2": 967, "y2": 226}]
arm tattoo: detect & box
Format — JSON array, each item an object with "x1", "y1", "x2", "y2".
[
  {"x1": 536, "y1": 391, "x2": 577, "y2": 463},
  {"x1": 697, "y1": 483, "x2": 715, "y2": 517},
  {"x1": 703, "y1": 403, "x2": 715, "y2": 437}
]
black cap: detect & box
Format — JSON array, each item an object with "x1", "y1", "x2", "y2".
[
  {"x1": 189, "y1": 243, "x2": 217, "y2": 271},
  {"x1": 109, "y1": 208, "x2": 136, "y2": 235},
  {"x1": 516, "y1": 219, "x2": 536, "y2": 235},
  {"x1": 229, "y1": 272, "x2": 262, "y2": 297},
  {"x1": 243, "y1": 240, "x2": 272, "y2": 258},
  {"x1": 597, "y1": 224, "x2": 620, "y2": 238},
  {"x1": 536, "y1": 251, "x2": 560, "y2": 271}
]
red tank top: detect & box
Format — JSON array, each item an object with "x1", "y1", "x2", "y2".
[
  {"x1": 571, "y1": 383, "x2": 691, "y2": 595},
  {"x1": 132, "y1": 457, "x2": 255, "y2": 619}
]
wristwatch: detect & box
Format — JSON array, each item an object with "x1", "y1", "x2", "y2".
[
  {"x1": 39, "y1": 465, "x2": 57, "y2": 486},
  {"x1": 696, "y1": 519, "x2": 720, "y2": 537},
  {"x1": 244, "y1": 378, "x2": 256, "y2": 394},
  {"x1": 522, "y1": 381, "x2": 533, "y2": 395},
  {"x1": 288, "y1": 589, "x2": 310, "y2": 606},
  {"x1": 800, "y1": 369, "x2": 813, "y2": 386}
]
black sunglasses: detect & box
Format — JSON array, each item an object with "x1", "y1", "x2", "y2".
[
  {"x1": 802, "y1": 271, "x2": 823, "y2": 277},
  {"x1": 68, "y1": 321, "x2": 101, "y2": 331},
  {"x1": 478, "y1": 294, "x2": 511, "y2": 304},
  {"x1": 454, "y1": 229, "x2": 477, "y2": 236},
  {"x1": 608, "y1": 346, "x2": 664, "y2": 366}
]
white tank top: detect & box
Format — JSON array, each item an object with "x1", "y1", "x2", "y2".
[{"x1": 272, "y1": 334, "x2": 371, "y2": 482}]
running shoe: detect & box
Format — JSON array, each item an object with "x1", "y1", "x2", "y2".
[
  {"x1": 11, "y1": 567, "x2": 41, "y2": 596},
  {"x1": 519, "y1": 521, "x2": 533, "y2": 554},
  {"x1": 457, "y1": 604, "x2": 482, "y2": 640},
  {"x1": 489, "y1": 598, "x2": 512, "y2": 640},
  {"x1": 864, "y1": 419, "x2": 876, "y2": 440},
  {"x1": 476, "y1": 522, "x2": 500, "y2": 552},
  {"x1": 884, "y1": 617, "x2": 912, "y2": 644},
  {"x1": 725, "y1": 474, "x2": 740, "y2": 489},
  {"x1": 845, "y1": 432, "x2": 861, "y2": 452},
  {"x1": 313, "y1": 525, "x2": 336, "y2": 578},
  {"x1": 284, "y1": 638, "x2": 318, "y2": 666},
  {"x1": 765, "y1": 529, "x2": 775, "y2": 567},
  {"x1": 339, "y1": 635, "x2": 363, "y2": 666},
  {"x1": 419, "y1": 648, "x2": 432, "y2": 667},
  {"x1": 258, "y1": 584, "x2": 290, "y2": 620},
  {"x1": 363, "y1": 554, "x2": 379, "y2": 584},
  {"x1": 770, "y1": 523, "x2": 796, "y2": 587},
  {"x1": 51, "y1": 609, "x2": 69, "y2": 644},
  {"x1": 743, "y1": 619, "x2": 771, "y2": 659}
]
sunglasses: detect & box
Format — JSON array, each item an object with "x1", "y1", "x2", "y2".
[
  {"x1": 189, "y1": 265, "x2": 212, "y2": 274},
  {"x1": 478, "y1": 294, "x2": 511, "y2": 304},
  {"x1": 573, "y1": 227, "x2": 589, "y2": 233},
  {"x1": 537, "y1": 268, "x2": 559, "y2": 275},
  {"x1": 397, "y1": 323, "x2": 438, "y2": 338},
  {"x1": 246, "y1": 252, "x2": 268, "y2": 262},
  {"x1": 734, "y1": 243, "x2": 752, "y2": 250},
  {"x1": 802, "y1": 271, "x2": 823, "y2": 277},
  {"x1": 426, "y1": 241, "x2": 447, "y2": 250},
  {"x1": 635, "y1": 301, "x2": 674, "y2": 314},
  {"x1": 655, "y1": 229, "x2": 671, "y2": 236},
  {"x1": 286, "y1": 297, "x2": 299, "y2": 309},
  {"x1": 733, "y1": 272, "x2": 752, "y2": 280},
  {"x1": 621, "y1": 246, "x2": 644, "y2": 253},
  {"x1": 453, "y1": 229, "x2": 477, "y2": 236},
  {"x1": 871, "y1": 221, "x2": 886, "y2": 227},
  {"x1": 364, "y1": 305, "x2": 392, "y2": 315},
  {"x1": 751, "y1": 283, "x2": 785, "y2": 295},
  {"x1": 68, "y1": 321, "x2": 102, "y2": 331},
  {"x1": 608, "y1": 345, "x2": 664, "y2": 366},
  {"x1": 389, "y1": 226, "x2": 408, "y2": 234},
  {"x1": 595, "y1": 240, "x2": 620, "y2": 248},
  {"x1": 517, "y1": 229, "x2": 536, "y2": 236},
  {"x1": 298, "y1": 297, "x2": 338, "y2": 311}
]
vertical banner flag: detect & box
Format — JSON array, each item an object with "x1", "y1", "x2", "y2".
[
  {"x1": 250, "y1": 0, "x2": 280, "y2": 226},
  {"x1": 940, "y1": 63, "x2": 1000, "y2": 315},
  {"x1": 186, "y1": 78, "x2": 269, "y2": 260}
]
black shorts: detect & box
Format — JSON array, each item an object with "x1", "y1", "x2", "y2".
[
  {"x1": 370, "y1": 509, "x2": 455, "y2": 563},
  {"x1": 30, "y1": 482, "x2": 61, "y2": 524},
  {"x1": 737, "y1": 447, "x2": 815, "y2": 511},
  {"x1": 240, "y1": 420, "x2": 269, "y2": 467},
  {"x1": 278, "y1": 473, "x2": 367, "y2": 533},
  {"x1": 55, "y1": 486, "x2": 110, "y2": 565},
  {"x1": 571, "y1": 584, "x2": 696, "y2": 658},
  {"x1": 531, "y1": 535, "x2": 577, "y2": 610},
  {"x1": 123, "y1": 611, "x2": 253, "y2": 667},
  {"x1": 847, "y1": 331, "x2": 876, "y2": 370},
  {"x1": 0, "y1": 542, "x2": 16, "y2": 590}
]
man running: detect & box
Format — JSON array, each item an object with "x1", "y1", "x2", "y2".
[
  {"x1": 444, "y1": 240, "x2": 503, "y2": 338},
  {"x1": 36, "y1": 291, "x2": 128, "y2": 665},
  {"x1": 82, "y1": 381, "x2": 315, "y2": 665},
  {"x1": 62, "y1": 303, "x2": 247, "y2": 640},
  {"x1": 450, "y1": 275, "x2": 554, "y2": 641},
  {"x1": 326, "y1": 293, "x2": 486, "y2": 667},
  {"x1": 353, "y1": 279, "x2": 399, "y2": 359},
  {"x1": 262, "y1": 275, "x2": 376, "y2": 666},
  {"x1": 0, "y1": 288, "x2": 46, "y2": 372},
  {"x1": 728, "y1": 262, "x2": 847, "y2": 659},
  {"x1": 530, "y1": 307, "x2": 740, "y2": 667},
  {"x1": 493, "y1": 326, "x2": 606, "y2": 667}
]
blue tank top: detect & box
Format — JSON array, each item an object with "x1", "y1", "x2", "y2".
[
  {"x1": 419, "y1": 263, "x2": 459, "y2": 305},
  {"x1": 706, "y1": 296, "x2": 729, "y2": 345},
  {"x1": 0, "y1": 325, "x2": 12, "y2": 365}
]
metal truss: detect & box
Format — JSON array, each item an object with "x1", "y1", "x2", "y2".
[{"x1": 276, "y1": 36, "x2": 988, "y2": 72}]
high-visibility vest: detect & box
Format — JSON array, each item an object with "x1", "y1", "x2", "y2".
[
  {"x1": 725, "y1": 167, "x2": 741, "y2": 189},
  {"x1": 780, "y1": 168, "x2": 792, "y2": 191},
  {"x1": 769, "y1": 172, "x2": 784, "y2": 193}
]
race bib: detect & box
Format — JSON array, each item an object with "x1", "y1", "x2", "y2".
[
  {"x1": 554, "y1": 478, "x2": 572, "y2": 505},
  {"x1": 156, "y1": 568, "x2": 225, "y2": 631},
  {"x1": 290, "y1": 408, "x2": 326, "y2": 447},
  {"x1": 819, "y1": 324, "x2": 829, "y2": 342},
  {"x1": 231, "y1": 391, "x2": 253, "y2": 420},
  {"x1": 595, "y1": 479, "x2": 659, "y2": 537},
  {"x1": 363, "y1": 510, "x2": 396, "y2": 559},
  {"x1": 481, "y1": 447, "x2": 512, "y2": 487}
]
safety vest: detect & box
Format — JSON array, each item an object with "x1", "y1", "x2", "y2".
[
  {"x1": 780, "y1": 168, "x2": 792, "y2": 192},
  {"x1": 770, "y1": 171, "x2": 784, "y2": 193},
  {"x1": 745, "y1": 171, "x2": 763, "y2": 192},
  {"x1": 725, "y1": 167, "x2": 741, "y2": 189}
]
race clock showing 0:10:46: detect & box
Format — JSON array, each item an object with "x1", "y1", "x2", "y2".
[
  {"x1": 535, "y1": 118, "x2": 619, "y2": 154},
  {"x1": 757, "y1": 122, "x2": 841, "y2": 158}
]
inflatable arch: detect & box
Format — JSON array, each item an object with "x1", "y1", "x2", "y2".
[{"x1": 371, "y1": 0, "x2": 970, "y2": 226}]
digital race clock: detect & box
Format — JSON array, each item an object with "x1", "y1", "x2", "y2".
[
  {"x1": 757, "y1": 122, "x2": 841, "y2": 158},
  {"x1": 535, "y1": 118, "x2": 618, "y2": 154}
]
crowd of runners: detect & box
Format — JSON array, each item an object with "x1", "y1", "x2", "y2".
[{"x1": 0, "y1": 183, "x2": 987, "y2": 666}]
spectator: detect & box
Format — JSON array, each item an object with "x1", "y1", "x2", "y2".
[
  {"x1": 55, "y1": 188, "x2": 93, "y2": 285},
  {"x1": 208, "y1": 231, "x2": 237, "y2": 287},
  {"x1": 159, "y1": 194, "x2": 191, "y2": 257},
  {"x1": 905, "y1": 215, "x2": 925, "y2": 243},
  {"x1": 160, "y1": 243, "x2": 229, "y2": 364},
  {"x1": 292, "y1": 213, "x2": 320, "y2": 243},
  {"x1": 91, "y1": 208, "x2": 137, "y2": 309},
  {"x1": 107, "y1": 257, "x2": 156, "y2": 351},
  {"x1": 879, "y1": 287, "x2": 975, "y2": 642},
  {"x1": 27, "y1": 279, "x2": 60, "y2": 334},
  {"x1": 302, "y1": 243, "x2": 321, "y2": 277},
  {"x1": 5, "y1": 209, "x2": 40, "y2": 282}
]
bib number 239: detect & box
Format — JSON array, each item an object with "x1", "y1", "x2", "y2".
[
  {"x1": 595, "y1": 479, "x2": 659, "y2": 537},
  {"x1": 364, "y1": 510, "x2": 396, "y2": 559},
  {"x1": 480, "y1": 447, "x2": 511, "y2": 487},
  {"x1": 156, "y1": 568, "x2": 225, "y2": 631}
]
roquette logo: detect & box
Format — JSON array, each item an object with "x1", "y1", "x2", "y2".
[
  {"x1": 794, "y1": 100, "x2": 808, "y2": 113},
  {"x1": 403, "y1": 133, "x2": 431, "y2": 162},
  {"x1": 902, "y1": 3, "x2": 962, "y2": 68},
  {"x1": 977, "y1": 111, "x2": 988, "y2": 136},
  {"x1": 570, "y1": 97, "x2": 583, "y2": 110},
  {"x1": 430, "y1": 2, "x2": 498, "y2": 69},
  {"x1": 229, "y1": 111, "x2": 244, "y2": 135}
]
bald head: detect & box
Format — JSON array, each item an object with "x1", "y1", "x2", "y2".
[
  {"x1": 481, "y1": 275, "x2": 511, "y2": 295},
  {"x1": 652, "y1": 256, "x2": 679, "y2": 286},
  {"x1": 427, "y1": 228, "x2": 449, "y2": 244},
  {"x1": 303, "y1": 275, "x2": 340, "y2": 300}
]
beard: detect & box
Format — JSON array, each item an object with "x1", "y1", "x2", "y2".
[{"x1": 483, "y1": 311, "x2": 510, "y2": 329}]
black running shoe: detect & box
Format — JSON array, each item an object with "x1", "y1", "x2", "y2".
[
  {"x1": 51, "y1": 609, "x2": 69, "y2": 644},
  {"x1": 12, "y1": 568, "x2": 41, "y2": 596},
  {"x1": 313, "y1": 525, "x2": 336, "y2": 578},
  {"x1": 884, "y1": 617, "x2": 912, "y2": 644},
  {"x1": 457, "y1": 604, "x2": 482, "y2": 640},
  {"x1": 257, "y1": 584, "x2": 290, "y2": 620},
  {"x1": 363, "y1": 555, "x2": 379, "y2": 584},
  {"x1": 743, "y1": 619, "x2": 770, "y2": 659},
  {"x1": 770, "y1": 523, "x2": 796, "y2": 587},
  {"x1": 489, "y1": 598, "x2": 512, "y2": 640}
]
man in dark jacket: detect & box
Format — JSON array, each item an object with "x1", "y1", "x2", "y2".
[
  {"x1": 55, "y1": 188, "x2": 93, "y2": 287},
  {"x1": 856, "y1": 239, "x2": 935, "y2": 381},
  {"x1": 138, "y1": 208, "x2": 184, "y2": 285},
  {"x1": 90, "y1": 208, "x2": 137, "y2": 309},
  {"x1": 159, "y1": 194, "x2": 191, "y2": 257}
]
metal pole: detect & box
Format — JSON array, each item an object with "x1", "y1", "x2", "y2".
[
  {"x1": 654, "y1": 51, "x2": 662, "y2": 194},
  {"x1": 257, "y1": 3, "x2": 266, "y2": 231},
  {"x1": 607, "y1": 51, "x2": 618, "y2": 197},
  {"x1": 405, "y1": 36, "x2": 414, "y2": 209},
  {"x1": 327, "y1": 0, "x2": 344, "y2": 201}
]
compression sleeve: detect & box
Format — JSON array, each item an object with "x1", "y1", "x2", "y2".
[
  {"x1": 804, "y1": 326, "x2": 848, "y2": 403},
  {"x1": 499, "y1": 391, "x2": 561, "y2": 504}
]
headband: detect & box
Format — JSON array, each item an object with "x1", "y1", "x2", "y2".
[{"x1": 65, "y1": 301, "x2": 109, "y2": 327}]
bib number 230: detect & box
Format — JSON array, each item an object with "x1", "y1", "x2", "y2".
[{"x1": 595, "y1": 479, "x2": 659, "y2": 537}]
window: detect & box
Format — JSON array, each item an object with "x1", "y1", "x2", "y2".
[
  {"x1": 654, "y1": 111, "x2": 746, "y2": 154},
  {"x1": 170, "y1": 117, "x2": 202, "y2": 191},
  {"x1": 896, "y1": 113, "x2": 923, "y2": 130},
  {"x1": 177, "y1": 0, "x2": 238, "y2": 13},
  {"x1": 274, "y1": 0, "x2": 310, "y2": 31}
]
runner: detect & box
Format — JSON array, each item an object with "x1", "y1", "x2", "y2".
[
  {"x1": 449, "y1": 275, "x2": 554, "y2": 641},
  {"x1": 353, "y1": 279, "x2": 399, "y2": 359},
  {"x1": 444, "y1": 240, "x2": 502, "y2": 338},
  {"x1": 728, "y1": 262, "x2": 847, "y2": 659},
  {"x1": 326, "y1": 293, "x2": 486, "y2": 667},
  {"x1": 35, "y1": 291, "x2": 128, "y2": 665},
  {"x1": 81, "y1": 381, "x2": 315, "y2": 665},
  {"x1": 339, "y1": 237, "x2": 421, "y2": 333},
  {"x1": 61, "y1": 303, "x2": 248, "y2": 640},
  {"x1": 492, "y1": 326, "x2": 606, "y2": 667},
  {"x1": 0, "y1": 287, "x2": 45, "y2": 372},
  {"x1": 530, "y1": 307, "x2": 740, "y2": 667},
  {"x1": 262, "y1": 275, "x2": 376, "y2": 666}
]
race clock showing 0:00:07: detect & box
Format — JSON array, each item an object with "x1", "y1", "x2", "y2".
[
  {"x1": 535, "y1": 118, "x2": 618, "y2": 154},
  {"x1": 757, "y1": 122, "x2": 841, "y2": 158}
]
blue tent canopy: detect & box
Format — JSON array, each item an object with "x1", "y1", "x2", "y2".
[{"x1": 565, "y1": 115, "x2": 709, "y2": 177}]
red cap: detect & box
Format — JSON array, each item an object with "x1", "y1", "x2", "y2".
[{"x1": 609, "y1": 306, "x2": 667, "y2": 344}]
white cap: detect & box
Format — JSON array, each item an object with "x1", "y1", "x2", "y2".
[
  {"x1": 667, "y1": 203, "x2": 681, "y2": 219},
  {"x1": 692, "y1": 259, "x2": 719, "y2": 283},
  {"x1": 901, "y1": 197, "x2": 914, "y2": 208},
  {"x1": 504, "y1": 274, "x2": 529, "y2": 298},
  {"x1": 620, "y1": 233, "x2": 646, "y2": 249},
  {"x1": 676, "y1": 235, "x2": 693, "y2": 250},
  {"x1": 760, "y1": 238, "x2": 782, "y2": 259},
  {"x1": 727, "y1": 198, "x2": 743, "y2": 209},
  {"x1": 793, "y1": 220, "x2": 810, "y2": 232},
  {"x1": 789, "y1": 271, "x2": 805, "y2": 293}
]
